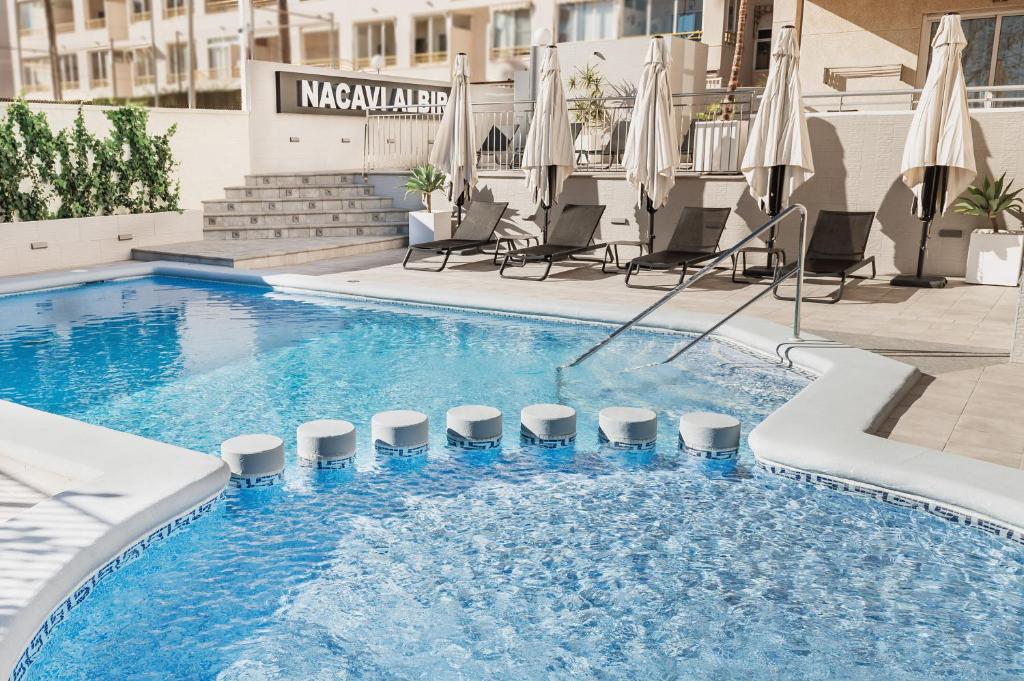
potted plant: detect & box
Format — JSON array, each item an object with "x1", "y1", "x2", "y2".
[
  {"x1": 567, "y1": 64, "x2": 611, "y2": 164},
  {"x1": 955, "y1": 173, "x2": 1024, "y2": 286},
  {"x1": 691, "y1": 101, "x2": 749, "y2": 173},
  {"x1": 403, "y1": 164, "x2": 450, "y2": 245}
]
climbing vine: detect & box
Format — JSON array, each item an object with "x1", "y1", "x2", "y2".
[{"x1": 0, "y1": 99, "x2": 180, "y2": 222}]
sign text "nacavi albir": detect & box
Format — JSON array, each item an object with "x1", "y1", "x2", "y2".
[{"x1": 276, "y1": 71, "x2": 450, "y2": 117}]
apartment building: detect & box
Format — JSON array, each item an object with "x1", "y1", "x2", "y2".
[
  {"x1": 4, "y1": 0, "x2": 1024, "y2": 105},
  {"x1": 3, "y1": 0, "x2": 769, "y2": 104}
]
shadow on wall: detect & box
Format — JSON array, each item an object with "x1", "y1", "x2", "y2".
[
  {"x1": 878, "y1": 116, "x2": 992, "y2": 275},
  {"x1": 472, "y1": 186, "x2": 532, "y2": 238}
]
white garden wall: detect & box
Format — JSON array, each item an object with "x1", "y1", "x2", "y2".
[
  {"x1": 7, "y1": 102, "x2": 250, "y2": 210},
  {"x1": 0, "y1": 211, "x2": 202, "y2": 277}
]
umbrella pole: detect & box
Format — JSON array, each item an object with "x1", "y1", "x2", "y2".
[
  {"x1": 542, "y1": 165, "x2": 557, "y2": 244},
  {"x1": 644, "y1": 188, "x2": 656, "y2": 253},
  {"x1": 456, "y1": 191, "x2": 464, "y2": 232},
  {"x1": 892, "y1": 165, "x2": 948, "y2": 289},
  {"x1": 743, "y1": 165, "x2": 787, "y2": 280}
]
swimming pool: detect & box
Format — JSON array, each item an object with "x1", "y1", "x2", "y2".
[{"x1": 2, "y1": 275, "x2": 1022, "y2": 680}]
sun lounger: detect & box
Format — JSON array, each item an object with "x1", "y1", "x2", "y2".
[
  {"x1": 622, "y1": 207, "x2": 731, "y2": 289},
  {"x1": 498, "y1": 204, "x2": 607, "y2": 281},
  {"x1": 774, "y1": 209, "x2": 876, "y2": 303},
  {"x1": 402, "y1": 201, "x2": 509, "y2": 272}
]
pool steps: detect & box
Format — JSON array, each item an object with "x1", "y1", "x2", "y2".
[{"x1": 221, "y1": 407, "x2": 738, "y2": 485}]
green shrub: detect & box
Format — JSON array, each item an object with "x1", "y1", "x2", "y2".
[{"x1": 0, "y1": 99, "x2": 180, "y2": 222}]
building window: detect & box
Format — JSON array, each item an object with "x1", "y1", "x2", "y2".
[
  {"x1": 167, "y1": 42, "x2": 187, "y2": 83},
  {"x1": 164, "y1": 0, "x2": 184, "y2": 18},
  {"x1": 925, "y1": 11, "x2": 1024, "y2": 105},
  {"x1": 131, "y1": 0, "x2": 150, "y2": 21},
  {"x1": 492, "y1": 8, "x2": 530, "y2": 58},
  {"x1": 17, "y1": 0, "x2": 43, "y2": 36},
  {"x1": 21, "y1": 58, "x2": 49, "y2": 92},
  {"x1": 557, "y1": 1, "x2": 615, "y2": 43},
  {"x1": 85, "y1": 0, "x2": 105, "y2": 28},
  {"x1": 413, "y1": 15, "x2": 447, "y2": 65},
  {"x1": 207, "y1": 36, "x2": 239, "y2": 80},
  {"x1": 354, "y1": 20, "x2": 396, "y2": 69},
  {"x1": 89, "y1": 50, "x2": 109, "y2": 87},
  {"x1": 622, "y1": 0, "x2": 702, "y2": 38},
  {"x1": 301, "y1": 28, "x2": 337, "y2": 67},
  {"x1": 133, "y1": 48, "x2": 155, "y2": 84},
  {"x1": 58, "y1": 53, "x2": 79, "y2": 89},
  {"x1": 754, "y1": 28, "x2": 772, "y2": 70}
]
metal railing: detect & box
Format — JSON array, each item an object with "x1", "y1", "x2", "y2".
[
  {"x1": 561, "y1": 204, "x2": 808, "y2": 371},
  {"x1": 798, "y1": 83, "x2": 1024, "y2": 112},
  {"x1": 364, "y1": 90, "x2": 754, "y2": 174}
]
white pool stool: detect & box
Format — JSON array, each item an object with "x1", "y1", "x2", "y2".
[
  {"x1": 297, "y1": 419, "x2": 356, "y2": 469},
  {"x1": 521, "y1": 403, "x2": 577, "y2": 448},
  {"x1": 220, "y1": 434, "x2": 285, "y2": 487},
  {"x1": 372, "y1": 410, "x2": 429, "y2": 456},
  {"x1": 678, "y1": 412, "x2": 741, "y2": 459},
  {"x1": 599, "y1": 407, "x2": 658, "y2": 450},
  {"x1": 446, "y1": 405, "x2": 502, "y2": 449}
]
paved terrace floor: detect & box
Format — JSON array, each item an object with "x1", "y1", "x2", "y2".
[{"x1": 263, "y1": 248, "x2": 1024, "y2": 471}]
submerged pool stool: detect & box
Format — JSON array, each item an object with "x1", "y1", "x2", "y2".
[
  {"x1": 297, "y1": 419, "x2": 357, "y2": 469},
  {"x1": 678, "y1": 412, "x2": 741, "y2": 459},
  {"x1": 521, "y1": 403, "x2": 577, "y2": 448},
  {"x1": 598, "y1": 407, "x2": 658, "y2": 450},
  {"x1": 220, "y1": 434, "x2": 285, "y2": 487},
  {"x1": 446, "y1": 405, "x2": 502, "y2": 449},
  {"x1": 372, "y1": 410, "x2": 429, "y2": 456}
]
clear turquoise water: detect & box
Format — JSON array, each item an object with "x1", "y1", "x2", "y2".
[{"x1": 1, "y1": 276, "x2": 1021, "y2": 680}]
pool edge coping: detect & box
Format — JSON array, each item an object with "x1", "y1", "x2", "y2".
[{"x1": 1, "y1": 260, "x2": 1022, "y2": 680}]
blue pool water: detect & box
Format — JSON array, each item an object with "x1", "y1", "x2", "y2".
[{"x1": 1, "y1": 276, "x2": 1022, "y2": 680}]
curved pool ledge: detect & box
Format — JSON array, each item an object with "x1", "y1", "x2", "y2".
[
  {"x1": 0, "y1": 400, "x2": 228, "y2": 681},
  {"x1": 0, "y1": 260, "x2": 1022, "y2": 680}
]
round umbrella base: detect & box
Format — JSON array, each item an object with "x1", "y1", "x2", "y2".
[
  {"x1": 890, "y1": 274, "x2": 947, "y2": 288},
  {"x1": 742, "y1": 265, "x2": 778, "y2": 280}
]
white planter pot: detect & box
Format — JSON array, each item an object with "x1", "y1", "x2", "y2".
[
  {"x1": 408, "y1": 210, "x2": 451, "y2": 245},
  {"x1": 965, "y1": 229, "x2": 1024, "y2": 286},
  {"x1": 692, "y1": 120, "x2": 749, "y2": 173}
]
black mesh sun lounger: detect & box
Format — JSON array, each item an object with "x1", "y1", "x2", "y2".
[
  {"x1": 402, "y1": 201, "x2": 509, "y2": 272},
  {"x1": 774, "y1": 209, "x2": 876, "y2": 304},
  {"x1": 623, "y1": 206, "x2": 731, "y2": 289},
  {"x1": 498, "y1": 204, "x2": 607, "y2": 281}
]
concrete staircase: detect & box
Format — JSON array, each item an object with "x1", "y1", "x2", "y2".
[
  {"x1": 202, "y1": 172, "x2": 409, "y2": 241},
  {"x1": 133, "y1": 172, "x2": 410, "y2": 270}
]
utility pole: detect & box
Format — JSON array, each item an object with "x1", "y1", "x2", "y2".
[
  {"x1": 238, "y1": 0, "x2": 248, "y2": 111},
  {"x1": 277, "y1": 0, "x2": 290, "y2": 63},
  {"x1": 186, "y1": 0, "x2": 196, "y2": 107},
  {"x1": 150, "y1": 0, "x2": 160, "y2": 106},
  {"x1": 42, "y1": 0, "x2": 61, "y2": 100}
]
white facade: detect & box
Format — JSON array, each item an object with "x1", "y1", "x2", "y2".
[{"x1": 3, "y1": 0, "x2": 751, "y2": 103}]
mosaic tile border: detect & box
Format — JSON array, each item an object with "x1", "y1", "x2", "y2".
[
  {"x1": 375, "y1": 442, "x2": 429, "y2": 457},
  {"x1": 298, "y1": 456, "x2": 356, "y2": 470},
  {"x1": 8, "y1": 493, "x2": 223, "y2": 681},
  {"x1": 682, "y1": 444, "x2": 739, "y2": 460},
  {"x1": 228, "y1": 471, "x2": 284, "y2": 488},
  {"x1": 447, "y1": 434, "x2": 502, "y2": 450},
  {"x1": 758, "y1": 460, "x2": 1024, "y2": 547},
  {"x1": 521, "y1": 432, "x2": 577, "y2": 449},
  {"x1": 598, "y1": 432, "x2": 657, "y2": 451}
]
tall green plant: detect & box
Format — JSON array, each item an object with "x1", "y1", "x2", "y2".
[
  {"x1": 955, "y1": 173, "x2": 1024, "y2": 232},
  {"x1": 0, "y1": 99, "x2": 57, "y2": 221},
  {"x1": 105, "y1": 105, "x2": 180, "y2": 213},
  {"x1": 54, "y1": 109, "x2": 99, "y2": 218},
  {"x1": 567, "y1": 63, "x2": 609, "y2": 130}
]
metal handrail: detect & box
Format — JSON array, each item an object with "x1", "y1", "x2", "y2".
[{"x1": 561, "y1": 203, "x2": 808, "y2": 370}]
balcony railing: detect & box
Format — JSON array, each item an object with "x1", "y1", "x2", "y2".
[
  {"x1": 18, "y1": 27, "x2": 43, "y2": 36},
  {"x1": 23, "y1": 82, "x2": 48, "y2": 93},
  {"x1": 130, "y1": 10, "x2": 151, "y2": 22},
  {"x1": 365, "y1": 91, "x2": 755, "y2": 175},
  {"x1": 355, "y1": 55, "x2": 397, "y2": 69},
  {"x1": 90, "y1": 77, "x2": 109, "y2": 88},
  {"x1": 56, "y1": 21, "x2": 75, "y2": 33},
  {"x1": 85, "y1": 16, "x2": 106, "y2": 29},
  {"x1": 490, "y1": 45, "x2": 530, "y2": 60},
  {"x1": 60, "y1": 79, "x2": 80, "y2": 90},
  {"x1": 205, "y1": 0, "x2": 237, "y2": 12},
  {"x1": 722, "y1": 30, "x2": 736, "y2": 46},
  {"x1": 134, "y1": 73, "x2": 154, "y2": 85},
  {"x1": 412, "y1": 51, "x2": 446, "y2": 66},
  {"x1": 163, "y1": 4, "x2": 185, "y2": 17}
]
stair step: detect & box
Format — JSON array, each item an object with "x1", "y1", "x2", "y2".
[
  {"x1": 205, "y1": 210, "x2": 409, "y2": 228},
  {"x1": 244, "y1": 172, "x2": 363, "y2": 187},
  {"x1": 224, "y1": 185, "x2": 374, "y2": 200},
  {"x1": 204, "y1": 223, "x2": 407, "y2": 240},
  {"x1": 203, "y1": 196, "x2": 393, "y2": 213},
  {"x1": 133, "y1": 235, "x2": 407, "y2": 269}
]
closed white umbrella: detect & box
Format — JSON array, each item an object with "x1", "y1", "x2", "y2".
[
  {"x1": 429, "y1": 52, "x2": 476, "y2": 230},
  {"x1": 739, "y1": 24, "x2": 813, "y2": 278},
  {"x1": 623, "y1": 36, "x2": 679, "y2": 253},
  {"x1": 895, "y1": 12, "x2": 976, "y2": 288},
  {"x1": 522, "y1": 45, "x2": 576, "y2": 243}
]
